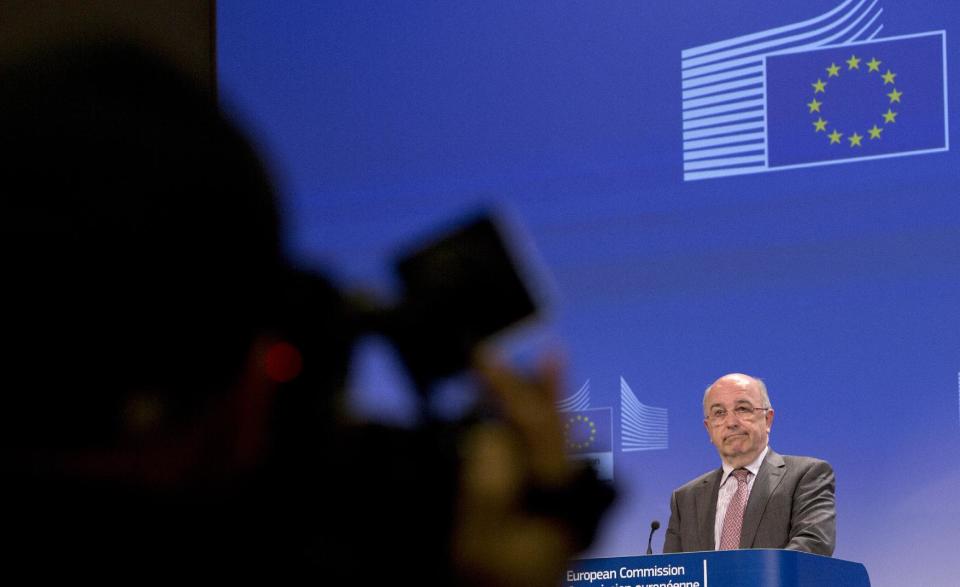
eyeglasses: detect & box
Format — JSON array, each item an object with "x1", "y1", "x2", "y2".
[{"x1": 707, "y1": 405, "x2": 769, "y2": 425}]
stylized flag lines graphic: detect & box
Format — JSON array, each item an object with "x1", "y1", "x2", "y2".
[{"x1": 680, "y1": 0, "x2": 950, "y2": 181}]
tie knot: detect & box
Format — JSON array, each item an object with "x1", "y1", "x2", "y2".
[{"x1": 732, "y1": 468, "x2": 750, "y2": 483}]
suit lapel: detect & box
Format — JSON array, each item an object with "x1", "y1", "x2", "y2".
[
  {"x1": 695, "y1": 469, "x2": 722, "y2": 551},
  {"x1": 740, "y1": 449, "x2": 785, "y2": 548}
]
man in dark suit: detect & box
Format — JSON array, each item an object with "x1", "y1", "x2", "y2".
[{"x1": 663, "y1": 374, "x2": 835, "y2": 555}]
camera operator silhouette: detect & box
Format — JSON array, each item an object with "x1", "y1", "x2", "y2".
[{"x1": 1, "y1": 41, "x2": 612, "y2": 584}]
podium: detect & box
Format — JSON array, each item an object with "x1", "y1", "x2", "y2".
[{"x1": 565, "y1": 550, "x2": 870, "y2": 587}]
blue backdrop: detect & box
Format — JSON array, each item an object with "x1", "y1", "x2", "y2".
[{"x1": 217, "y1": 2, "x2": 960, "y2": 585}]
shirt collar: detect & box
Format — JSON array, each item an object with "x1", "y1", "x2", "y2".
[{"x1": 720, "y1": 445, "x2": 769, "y2": 485}]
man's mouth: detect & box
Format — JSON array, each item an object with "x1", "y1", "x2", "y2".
[{"x1": 724, "y1": 433, "x2": 747, "y2": 443}]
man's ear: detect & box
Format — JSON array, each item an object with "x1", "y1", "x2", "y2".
[{"x1": 765, "y1": 408, "x2": 775, "y2": 432}]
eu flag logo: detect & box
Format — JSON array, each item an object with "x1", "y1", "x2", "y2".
[
  {"x1": 562, "y1": 407, "x2": 614, "y2": 480},
  {"x1": 563, "y1": 408, "x2": 613, "y2": 454},
  {"x1": 766, "y1": 33, "x2": 947, "y2": 169},
  {"x1": 680, "y1": 0, "x2": 950, "y2": 181}
]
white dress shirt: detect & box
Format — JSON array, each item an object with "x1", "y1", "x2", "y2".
[{"x1": 713, "y1": 445, "x2": 769, "y2": 549}]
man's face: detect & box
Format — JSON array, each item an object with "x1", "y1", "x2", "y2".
[{"x1": 702, "y1": 375, "x2": 774, "y2": 468}]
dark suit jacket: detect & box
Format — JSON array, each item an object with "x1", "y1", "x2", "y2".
[{"x1": 662, "y1": 449, "x2": 835, "y2": 555}]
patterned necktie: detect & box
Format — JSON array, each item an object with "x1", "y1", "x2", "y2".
[{"x1": 718, "y1": 468, "x2": 750, "y2": 550}]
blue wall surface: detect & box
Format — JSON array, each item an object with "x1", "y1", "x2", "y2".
[{"x1": 218, "y1": 3, "x2": 960, "y2": 585}]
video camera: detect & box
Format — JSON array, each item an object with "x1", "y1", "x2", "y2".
[{"x1": 271, "y1": 210, "x2": 542, "y2": 409}]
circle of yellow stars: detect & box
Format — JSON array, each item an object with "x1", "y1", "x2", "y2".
[
  {"x1": 564, "y1": 414, "x2": 597, "y2": 450},
  {"x1": 806, "y1": 54, "x2": 901, "y2": 148}
]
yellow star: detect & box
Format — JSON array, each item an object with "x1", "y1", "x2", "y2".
[
  {"x1": 813, "y1": 117, "x2": 828, "y2": 132},
  {"x1": 807, "y1": 98, "x2": 822, "y2": 113},
  {"x1": 867, "y1": 58, "x2": 882, "y2": 72},
  {"x1": 887, "y1": 88, "x2": 902, "y2": 103},
  {"x1": 848, "y1": 132, "x2": 863, "y2": 147},
  {"x1": 826, "y1": 63, "x2": 841, "y2": 77},
  {"x1": 846, "y1": 54, "x2": 861, "y2": 69},
  {"x1": 812, "y1": 79, "x2": 827, "y2": 93},
  {"x1": 883, "y1": 108, "x2": 898, "y2": 123},
  {"x1": 868, "y1": 125, "x2": 883, "y2": 139},
  {"x1": 882, "y1": 69, "x2": 897, "y2": 84},
  {"x1": 828, "y1": 130, "x2": 843, "y2": 144}
]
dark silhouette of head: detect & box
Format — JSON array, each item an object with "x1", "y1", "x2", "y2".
[{"x1": 1, "y1": 42, "x2": 283, "y2": 454}]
